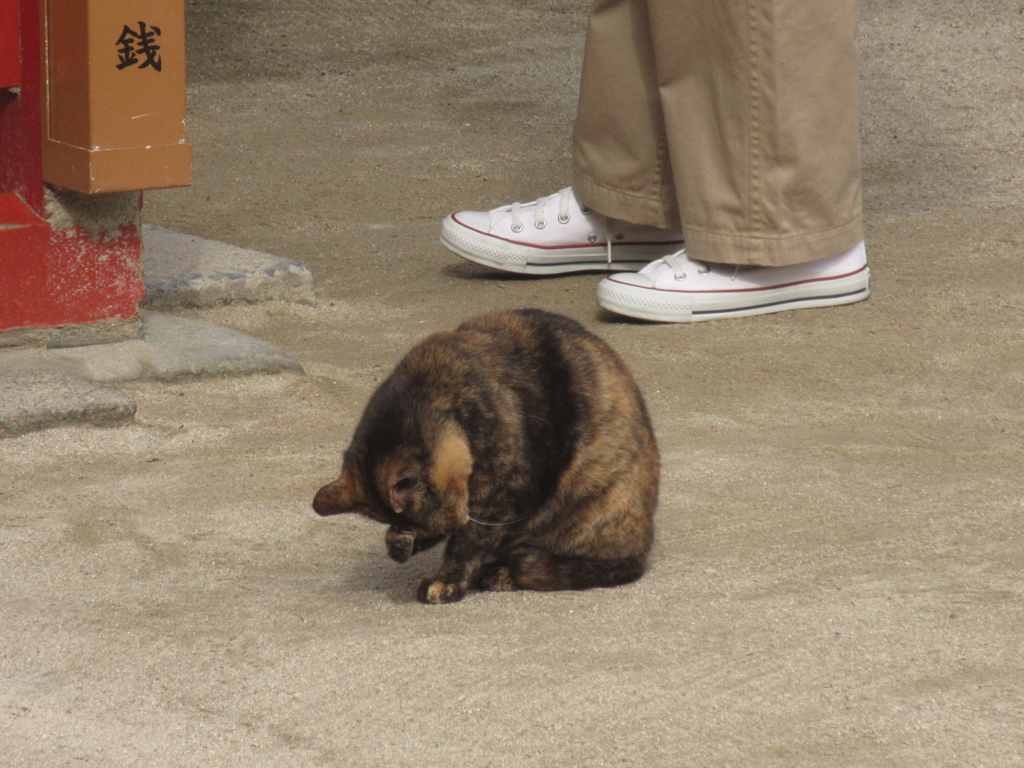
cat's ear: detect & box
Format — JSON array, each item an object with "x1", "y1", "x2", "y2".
[
  {"x1": 430, "y1": 423, "x2": 473, "y2": 529},
  {"x1": 388, "y1": 470, "x2": 418, "y2": 514},
  {"x1": 313, "y1": 467, "x2": 364, "y2": 516}
]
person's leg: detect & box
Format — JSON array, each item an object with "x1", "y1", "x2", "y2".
[
  {"x1": 439, "y1": 0, "x2": 869, "y2": 320},
  {"x1": 571, "y1": 0, "x2": 681, "y2": 232},
  {"x1": 438, "y1": 0, "x2": 683, "y2": 276},
  {"x1": 576, "y1": 0, "x2": 864, "y2": 267},
  {"x1": 583, "y1": 0, "x2": 870, "y2": 321}
]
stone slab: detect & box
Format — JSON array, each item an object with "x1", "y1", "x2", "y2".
[
  {"x1": 0, "y1": 311, "x2": 303, "y2": 437},
  {"x1": 0, "y1": 370, "x2": 136, "y2": 438},
  {"x1": 141, "y1": 225, "x2": 315, "y2": 309}
]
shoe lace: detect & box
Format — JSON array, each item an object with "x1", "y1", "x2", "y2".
[
  {"x1": 664, "y1": 250, "x2": 739, "y2": 281},
  {"x1": 509, "y1": 188, "x2": 616, "y2": 263},
  {"x1": 509, "y1": 187, "x2": 575, "y2": 233}
]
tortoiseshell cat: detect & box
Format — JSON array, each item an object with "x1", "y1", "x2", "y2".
[{"x1": 313, "y1": 309, "x2": 659, "y2": 604}]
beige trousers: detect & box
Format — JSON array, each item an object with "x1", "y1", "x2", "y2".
[{"x1": 571, "y1": 0, "x2": 864, "y2": 267}]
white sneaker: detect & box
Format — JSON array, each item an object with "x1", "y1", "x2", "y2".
[
  {"x1": 596, "y1": 242, "x2": 870, "y2": 322},
  {"x1": 440, "y1": 188, "x2": 684, "y2": 275}
]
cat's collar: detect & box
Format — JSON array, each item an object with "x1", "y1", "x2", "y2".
[{"x1": 468, "y1": 514, "x2": 529, "y2": 527}]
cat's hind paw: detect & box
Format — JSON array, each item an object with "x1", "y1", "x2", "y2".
[
  {"x1": 476, "y1": 563, "x2": 519, "y2": 592},
  {"x1": 416, "y1": 579, "x2": 466, "y2": 605}
]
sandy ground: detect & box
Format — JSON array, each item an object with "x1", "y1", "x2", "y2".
[{"x1": 2, "y1": 0, "x2": 1023, "y2": 765}]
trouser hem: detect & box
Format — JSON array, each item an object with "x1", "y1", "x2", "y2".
[
  {"x1": 682, "y1": 216, "x2": 865, "y2": 267},
  {"x1": 572, "y1": 167, "x2": 681, "y2": 231},
  {"x1": 573, "y1": 165, "x2": 863, "y2": 266}
]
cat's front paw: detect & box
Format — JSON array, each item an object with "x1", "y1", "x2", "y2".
[
  {"x1": 386, "y1": 526, "x2": 417, "y2": 563},
  {"x1": 416, "y1": 579, "x2": 466, "y2": 605}
]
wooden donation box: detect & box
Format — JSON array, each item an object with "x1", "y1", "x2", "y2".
[{"x1": 42, "y1": 0, "x2": 191, "y2": 193}]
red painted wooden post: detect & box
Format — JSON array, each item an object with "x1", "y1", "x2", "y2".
[
  {"x1": 0, "y1": 0, "x2": 20, "y2": 89},
  {"x1": 0, "y1": 0, "x2": 42, "y2": 214},
  {"x1": 1, "y1": 0, "x2": 189, "y2": 340}
]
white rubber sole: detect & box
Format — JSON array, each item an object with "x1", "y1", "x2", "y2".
[
  {"x1": 597, "y1": 267, "x2": 870, "y2": 322},
  {"x1": 441, "y1": 215, "x2": 681, "y2": 276}
]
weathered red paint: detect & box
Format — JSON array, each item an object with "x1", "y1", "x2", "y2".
[
  {"x1": 0, "y1": 0, "x2": 42, "y2": 213},
  {"x1": 1, "y1": 192, "x2": 144, "y2": 331},
  {"x1": 0, "y1": 0, "x2": 20, "y2": 88},
  {"x1": 0, "y1": 189, "x2": 40, "y2": 224}
]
